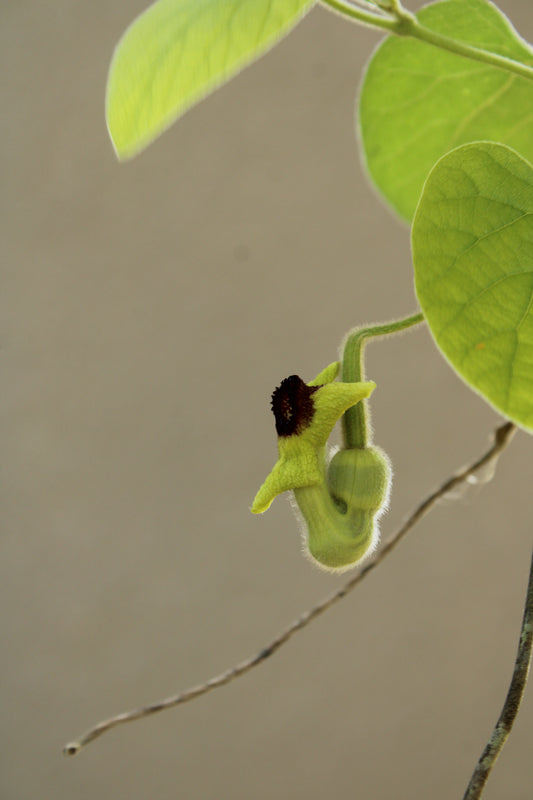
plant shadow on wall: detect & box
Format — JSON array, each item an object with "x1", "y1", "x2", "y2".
[{"x1": 64, "y1": 1, "x2": 533, "y2": 798}]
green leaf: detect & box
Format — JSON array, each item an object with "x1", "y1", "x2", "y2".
[
  {"x1": 412, "y1": 141, "x2": 533, "y2": 432},
  {"x1": 106, "y1": 0, "x2": 315, "y2": 160},
  {"x1": 359, "y1": 0, "x2": 533, "y2": 221}
]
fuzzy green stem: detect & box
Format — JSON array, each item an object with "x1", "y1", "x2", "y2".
[
  {"x1": 320, "y1": 0, "x2": 533, "y2": 82},
  {"x1": 342, "y1": 312, "x2": 424, "y2": 449}
]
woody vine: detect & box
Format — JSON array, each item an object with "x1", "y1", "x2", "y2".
[{"x1": 64, "y1": 1, "x2": 533, "y2": 798}]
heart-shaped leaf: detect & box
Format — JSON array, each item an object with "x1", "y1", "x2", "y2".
[
  {"x1": 412, "y1": 141, "x2": 533, "y2": 432},
  {"x1": 359, "y1": 0, "x2": 533, "y2": 221},
  {"x1": 107, "y1": 0, "x2": 315, "y2": 160}
]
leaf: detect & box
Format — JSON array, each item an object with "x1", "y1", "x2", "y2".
[
  {"x1": 359, "y1": 0, "x2": 533, "y2": 221},
  {"x1": 106, "y1": 0, "x2": 315, "y2": 160},
  {"x1": 412, "y1": 141, "x2": 533, "y2": 432}
]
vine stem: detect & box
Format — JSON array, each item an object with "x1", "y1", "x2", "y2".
[
  {"x1": 342, "y1": 311, "x2": 424, "y2": 449},
  {"x1": 320, "y1": 0, "x2": 533, "y2": 82},
  {"x1": 319, "y1": 0, "x2": 399, "y2": 31},
  {"x1": 63, "y1": 420, "x2": 515, "y2": 757},
  {"x1": 462, "y1": 545, "x2": 533, "y2": 800}
]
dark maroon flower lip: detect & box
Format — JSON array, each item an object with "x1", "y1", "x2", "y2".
[{"x1": 271, "y1": 375, "x2": 319, "y2": 437}]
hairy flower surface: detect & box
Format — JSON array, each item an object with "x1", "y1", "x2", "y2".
[{"x1": 252, "y1": 362, "x2": 375, "y2": 513}]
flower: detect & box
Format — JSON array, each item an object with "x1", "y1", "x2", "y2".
[{"x1": 251, "y1": 362, "x2": 375, "y2": 514}]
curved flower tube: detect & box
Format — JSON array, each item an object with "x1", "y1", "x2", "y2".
[{"x1": 252, "y1": 362, "x2": 390, "y2": 571}]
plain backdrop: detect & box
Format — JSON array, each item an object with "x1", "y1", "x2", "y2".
[{"x1": 2, "y1": 1, "x2": 532, "y2": 799}]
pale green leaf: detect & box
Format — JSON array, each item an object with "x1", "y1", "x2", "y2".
[
  {"x1": 359, "y1": 0, "x2": 533, "y2": 221},
  {"x1": 107, "y1": 0, "x2": 315, "y2": 160},
  {"x1": 413, "y1": 142, "x2": 533, "y2": 432}
]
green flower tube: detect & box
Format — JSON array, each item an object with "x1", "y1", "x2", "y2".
[{"x1": 252, "y1": 362, "x2": 390, "y2": 571}]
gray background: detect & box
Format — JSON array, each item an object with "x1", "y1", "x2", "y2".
[{"x1": 2, "y1": 1, "x2": 532, "y2": 798}]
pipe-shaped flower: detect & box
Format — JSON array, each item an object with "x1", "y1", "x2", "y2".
[{"x1": 251, "y1": 362, "x2": 375, "y2": 514}]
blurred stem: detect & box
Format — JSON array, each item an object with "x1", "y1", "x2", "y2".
[
  {"x1": 62, "y1": 421, "x2": 516, "y2": 756},
  {"x1": 320, "y1": 0, "x2": 533, "y2": 81},
  {"x1": 319, "y1": 0, "x2": 399, "y2": 31}
]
